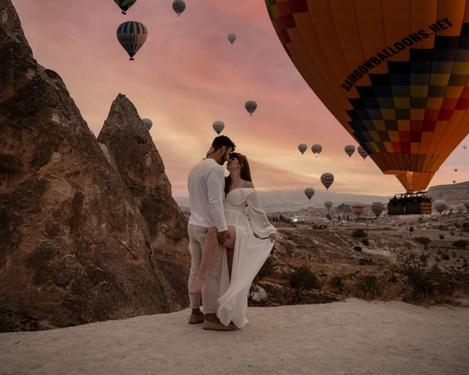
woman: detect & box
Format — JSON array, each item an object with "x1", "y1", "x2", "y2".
[{"x1": 190, "y1": 153, "x2": 276, "y2": 328}]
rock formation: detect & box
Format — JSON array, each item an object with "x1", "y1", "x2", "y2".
[
  {"x1": 0, "y1": 0, "x2": 188, "y2": 332},
  {"x1": 98, "y1": 94, "x2": 189, "y2": 297}
]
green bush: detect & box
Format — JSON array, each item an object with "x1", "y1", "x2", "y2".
[
  {"x1": 330, "y1": 276, "x2": 344, "y2": 292},
  {"x1": 352, "y1": 229, "x2": 367, "y2": 238},
  {"x1": 361, "y1": 238, "x2": 370, "y2": 246},
  {"x1": 453, "y1": 240, "x2": 468, "y2": 250},
  {"x1": 289, "y1": 266, "x2": 320, "y2": 301}
]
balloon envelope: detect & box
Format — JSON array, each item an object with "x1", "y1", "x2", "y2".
[
  {"x1": 245, "y1": 100, "x2": 257, "y2": 116},
  {"x1": 344, "y1": 145, "x2": 355, "y2": 158},
  {"x1": 311, "y1": 144, "x2": 322, "y2": 154},
  {"x1": 320, "y1": 172, "x2": 334, "y2": 190},
  {"x1": 172, "y1": 0, "x2": 186, "y2": 16},
  {"x1": 265, "y1": 1, "x2": 469, "y2": 192},
  {"x1": 304, "y1": 187, "x2": 315, "y2": 200},
  {"x1": 298, "y1": 143, "x2": 307, "y2": 154},
  {"x1": 213, "y1": 121, "x2": 225, "y2": 134},
  {"x1": 371, "y1": 202, "x2": 385, "y2": 217},
  {"x1": 357, "y1": 146, "x2": 368, "y2": 159},
  {"x1": 114, "y1": 0, "x2": 136, "y2": 14},
  {"x1": 434, "y1": 199, "x2": 448, "y2": 213},
  {"x1": 142, "y1": 118, "x2": 152, "y2": 130},
  {"x1": 352, "y1": 202, "x2": 365, "y2": 217},
  {"x1": 117, "y1": 21, "x2": 148, "y2": 60},
  {"x1": 228, "y1": 33, "x2": 237, "y2": 44},
  {"x1": 324, "y1": 200, "x2": 333, "y2": 210}
]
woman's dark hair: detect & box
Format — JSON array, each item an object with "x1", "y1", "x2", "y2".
[
  {"x1": 225, "y1": 153, "x2": 253, "y2": 195},
  {"x1": 212, "y1": 135, "x2": 236, "y2": 151}
]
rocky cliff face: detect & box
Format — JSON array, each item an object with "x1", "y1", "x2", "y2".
[
  {"x1": 0, "y1": 0, "x2": 188, "y2": 332},
  {"x1": 428, "y1": 181, "x2": 469, "y2": 206}
]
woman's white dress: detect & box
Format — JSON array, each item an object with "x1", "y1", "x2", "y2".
[{"x1": 217, "y1": 188, "x2": 277, "y2": 328}]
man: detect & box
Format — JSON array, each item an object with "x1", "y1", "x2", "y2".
[{"x1": 187, "y1": 135, "x2": 236, "y2": 331}]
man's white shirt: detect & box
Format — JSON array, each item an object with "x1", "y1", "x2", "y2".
[{"x1": 188, "y1": 158, "x2": 227, "y2": 232}]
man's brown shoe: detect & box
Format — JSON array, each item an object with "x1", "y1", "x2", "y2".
[
  {"x1": 202, "y1": 320, "x2": 236, "y2": 331},
  {"x1": 188, "y1": 313, "x2": 205, "y2": 324}
]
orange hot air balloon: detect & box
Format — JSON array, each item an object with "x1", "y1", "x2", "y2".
[{"x1": 265, "y1": 1, "x2": 469, "y2": 192}]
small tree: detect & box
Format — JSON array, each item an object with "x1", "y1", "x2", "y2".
[
  {"x1": 289, "y1": 266, "x2": 320, "y2": 301},
  {"x1": 453, "y1": 240, "x2": 468, "y2": 250},
  {"x1": 414, "y1": 236, "x2": 432, "y2": 250},
  {"x1": 409, "y1": 226, "x2": 415, "y2": 233}
]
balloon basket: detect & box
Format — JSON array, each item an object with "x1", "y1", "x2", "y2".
[{"x1": 387, "y1": 192, "x2": 432, "y2": 215}]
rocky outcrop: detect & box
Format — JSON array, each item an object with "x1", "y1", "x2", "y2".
[
  {"x1": 98, "y1": 94, "x2": 189, "y2": 299},
  {"x1": 0, "y1": 0, "x2": 188, "y2": 332}
]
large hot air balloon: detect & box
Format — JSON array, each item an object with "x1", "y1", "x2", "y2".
[
  {"x1": 304, "y1": 187, "x2": 315, "y2": 200},
  {"x1": 344, "y1": 145, "x2": 355, "y2": 158},
  {"x1": 357, "y1": 146, "x2": 368, "y2": 159},
  {"x1": 213, "y1": 121, "x2": 225, "y2": 134},
  {"x1": 298, "y1": 143, "x2": 307, "y2": 154},
  {"x1": 142, "y1": 118, "x2": 152, "y2": 130},
  {"x1": 117, "y1": 21, "x2": 148, "y2": 61},
  {"x1": 172, "y1": 0, "x2": 186, "y2": 16},
  {"x1": 320, "y1": 172, "x2": 334, "y2": 190},
  {"x1": 371, "y1": 202, "x2": 385, "y2": 217},
  {"x1": 245, "y1": 100, "x2": 257, "y2": 116},
  {"x1": 311, "y1": 144, "x2": 322, "y2": 156},
  {"x1": 352, "y1": 202, "x2": 365, "y2": 218},
  {"x1": 324, "y1": 200, "x2": 333, "y2": 210},
  {"x1": 114, "y1": 0, "x2": 136, "y2": 15},
  {"x1": 228, "y1": 33, "x2": 237, "y2": 44},
  {"x1": 434, "y1": 199, "x2": 449, "y2": 214},
  {"x1": 265, "y1": 1, "x2": 469, "y2": 192}
]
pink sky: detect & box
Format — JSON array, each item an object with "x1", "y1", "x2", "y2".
[{"x1": 12, "y1": 0, "x2": 468, "y2": 197}]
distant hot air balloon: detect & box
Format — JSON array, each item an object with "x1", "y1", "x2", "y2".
[
  {"x1": 454, "y1": 168, "x2": 458, "y2": 172},
  {"x1": 265, "y1": 1, "x2": 469, "y2": 192},
  {"x1": 228, "y1": 33, "x2": 237, "y2": 44},
  {"x1": 344, "y1": 145, "x2": 355, "y2": 158},
  {"x1": 453, "y1": 180, "x2": 457, "y2": 184},
  {"x1": 324, "y1": 201, "x2": 333, "y2": 211},
  {"x1": 320, "y1": 172, "x2": 334, "y2": 190},
  {"x1": 212, "y1": 121, "x2": 225, "y2": 134},
  {"x1": 434, "y1": 199, "x2": 449, "y2": 214},
  {"x1": 114, "y1": 0, "x2": 137, "y2": 14},
  {"x1": 298, "y1": 144, "x2": 307, "y2": 155},
  {"x1": 172, "y1": 0, "x2": 186, "y2": 16},
  {"x1": 245, "y1": 100, "x2": 257, "y2": 116},
  {"x1": 311, "y1": 144, "x2": 322, "y2": 156},
  {"x1": 464, "y1": 145, "x2": 468, "y2": 150},
  {"x1": 357, "y1": 146, "x2": 368, "y2": 160},
  {"x1": 142, "y1": 118, "x2": 152, "y2": 130},
  {"x1": 371, "y1": 202, "x2": 385, "y2": 218},
  {"x1": 117, "y1": 21, "x2": 148, "y2": 61},
  {"x1": 464, "y1": 201, "x2": 469, "y2": 212},
  {"x1": 352, "y1": 202, "x2": 365, "y2": 218},
  {"x1": 304, "y1": 187, "x2": 315, "y2": 200}
]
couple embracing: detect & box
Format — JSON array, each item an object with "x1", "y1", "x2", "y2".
[{"x1": 187, "y1": 136, "x2": 277, "y2": 331}]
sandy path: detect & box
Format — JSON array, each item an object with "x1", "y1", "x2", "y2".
[{"x1": 1, "y1": 299, "x2": 468, "y2": 375}]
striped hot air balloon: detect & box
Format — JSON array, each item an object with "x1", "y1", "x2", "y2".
[
  {"x1": 371, "y1": 202, "x2": 385, "y2": 217},
  {"x1": 116, "y1": 21, "x2": 148, "y2": 61},
  {"x1": 114, "y1": 0, "x2": 137, "y2": 15},
  {"x1": 320, "y1": 172, "x2": 334, "y2": 190},
  {"x1": 265, "y1": 1, "x2": 469, "y2": 192},
  {"x1": 352, "y1": 202, "x2": 365, "y2": 217}
]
